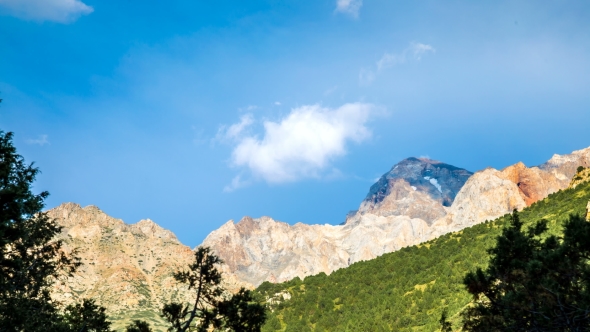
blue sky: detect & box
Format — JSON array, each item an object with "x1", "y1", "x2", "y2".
[{"x1": 1, "y1": 0, "x2": 589, "y2": 246}]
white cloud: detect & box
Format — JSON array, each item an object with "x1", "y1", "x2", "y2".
[
  {"x1": 0, "y1": 0, "x2": 93, "y2": 23},
  {"x1": 335, "y1": 0, "x2": 362, "y2": 18},
  {"x1": 227, "y1": 103, "x2": 373, "y2": 184},
  {"x1": 25, "y1": 134, "x2": 49, "y2": 146},
  {"x1": 216, "y1": 113, "x2": 254, "y2": 142},
  {"x1": 223, "y1": 175, "x2": 249, "y2": 193},
  {"x1": 410, "y1": 42, "x2": 436, "y2": 60},
  {"x1": 377, "y1": 42, "x2": 436, "y2": 71},
  {"x1": 361, "y1": 42, "x2": 436, "y2": 84},
  {"x1": 274, "y1": 101, "x2": 281, "y2": 106}
]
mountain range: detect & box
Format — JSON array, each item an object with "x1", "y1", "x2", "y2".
[
  {"x1": 48, "y1": 145, "x2": 590, "y2": 329},
  {"x1": 201, "y1": 146, "x2": 589, "y2": 285}
]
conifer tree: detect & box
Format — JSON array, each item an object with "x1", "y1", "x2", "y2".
[
  {"x1": 162, "y1": 247, "x2": 266, "y2": 332},
  {"x1": 125, "y1": 319, "x2": 153, "y2": 332},
  {"x1": 0, "y1": 129, "x2": 78, "y2": 330},
  {"x1": 0, "y1": 125, "x2": 112, "y2": 331},
  {"x1": 462, "y1": 210, "x2": 590, "y2": 331}
]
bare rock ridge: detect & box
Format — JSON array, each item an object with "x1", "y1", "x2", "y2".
[
  {"x1": 349, "y1": 158, "x2": 473, "y2": 224},
  {"x1": 48, "y1": 145, "x2": 590, "y2": 327},
  {"x1": 202, "y1": 146, "x2": 590, "y2": 286},
  {"x1": 49, "y1": 203, "x2": 246, "y2": 331}
]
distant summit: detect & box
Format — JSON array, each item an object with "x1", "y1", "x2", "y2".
[
  {"x1": 367, "y1": 157, "x2": 473, "y2": 207},
  {"x1": 346, "y1": 158, "x2": 473, "y2": 224}
]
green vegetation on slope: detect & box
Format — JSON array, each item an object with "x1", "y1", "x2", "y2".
[{"x1": 255, "y1": 181, "x2": 590, "y2": 332}]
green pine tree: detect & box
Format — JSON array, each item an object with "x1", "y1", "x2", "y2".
[
  {"x1": 125, "y1": 319, "x2": 153, "y2": 332},
  {"x1": 162, "y1": 247, "x2": 266, "y2": 331},
  {"x1": 462, "y1": 210, "x2": 590, "y2": 331},
  {"x1": 0, "y1": 124, "x2": 112, "y2": 331}
]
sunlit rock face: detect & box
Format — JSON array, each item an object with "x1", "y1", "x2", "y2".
[
  {"x1": 540, "y1": 146, "x2": 590, "y2": 184},
  {"x1": 349, "y1": 158, "x2": 473, "y2": 224},
  {"x1": 202, "y1": 158, "x2": 473, "y2": 286},
  {"x1": 203, "y1": 146, "x2": 590, "y2": 287},
  {"x1": 431, "y1": 147, "x2": 590, "y2": 235},
  {"x1": 49, "y1": 203, "x2": 248, "y2": 331},
  {"x1": 201, "y1": 214, "x2": 429, "y2": 286}
]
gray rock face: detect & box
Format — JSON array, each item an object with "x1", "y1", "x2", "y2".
[
  {"x1": 366, "y1": 158, "x2": 473, "y2": 207},
  {"x1": 349, "y1": 158, "x2": 472, "y2": 224}
]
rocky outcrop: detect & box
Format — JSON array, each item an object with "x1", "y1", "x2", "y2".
[
  {"x1": 203, "y1": 158, "x2": 474, "y2": 286},
  {"x1": 569, "y1": 166, "x2": 590, "y2": 189},
  {"x1": 540, "y1": 146, "x2": 590, "y2": 184},
  {"x1": 202, "y1": 214, "x2": 429, "y2": 286},
  {"x1": 349, "y1": 158, "x2": 472, "y2": 223},
  {"x1": 431, "y1": 162, "x2": 565, "y2": 233},
  {"x1": 203, "y1": 146, "x2": 590, "y2": 286},
  {"x1": 49, "y1": 203, "x2": 247, "y2": 331}
]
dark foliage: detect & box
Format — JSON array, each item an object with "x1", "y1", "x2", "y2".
[
  {"x1": 125, "y1": 320, "x2": 153, "y2": 332},
  {"x1": 439, "y1": 309, "x2": 453, "y2": 332},
  {"x1": 462, "y1": 211, "x2": 590, "y2": 331},
  {"x1": 162, "y1": 247, "x2": 266, "y2": 332},
  {"x1": 0, "y1": 130, "x2": 76, "y2": 330},
  {"x1": 61, "y1": 299, "x2": 112, "y2": 332},
  {"x1": 0, "y1": 127, "x2": 110, "y2": 331}
]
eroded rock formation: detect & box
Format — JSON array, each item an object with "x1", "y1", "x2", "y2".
[
  {"x1": 203, "y1": 146, "x2": 590, "y2": 286},
  {"x1": 49, "y1": 203, "x2": 246, "y2": 331}
]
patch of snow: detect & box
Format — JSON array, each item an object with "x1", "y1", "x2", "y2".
[
  {"x1": 411, "y1": 186, "x2": 417, "y2": 191},
  {"x1": 423, "y1": 176, "x2": 431, "y2": 180},
  {"x1": 429, "y1": 178, "x2": 442, "y2": 193}
]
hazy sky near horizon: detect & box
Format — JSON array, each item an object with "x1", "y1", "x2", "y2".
[{"x1": 1, "y1": 0, "x2": 589, "y2": 246}]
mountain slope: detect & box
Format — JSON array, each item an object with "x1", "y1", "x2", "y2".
[
  {"x1": 203, "y1": 147, "x2": 590, "y2": 286},
  {"x1": 255, "y1": 180, "x2": 590, "y2": 332},
  {"x1": 48, "y1": 203, "x2": 246, "y2": 331}
]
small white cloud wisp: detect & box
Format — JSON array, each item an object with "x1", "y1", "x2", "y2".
[
  {"x1": 335, "y1": 0, "x2": 362, "y2": 18},
  {"x1": 221, "y1": 103, "x2": 374, "y2": 187},
  {"x1": 361, "y1": 42, "x2": 436, "y2": 84},
  {"x1": 377, "y1": 42, "x2": 435, "y2": 70},
  {"x1": 25, "y1": 134, "x2": 49, "y2": 146},
  {"x1": 0, "y1": 0, "x2": 93, "y2": 23},
  {"x1": 216, "y1": 114, "x2": 254, "y2": 142}
]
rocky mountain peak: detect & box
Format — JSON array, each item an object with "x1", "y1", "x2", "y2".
[
  {"x1": 48, "y1": 203, "x2": 250, "y2": 330},
  {"x1": 368, "y1": 157, "x2": 473, "y2": 207},
  {"x1": 540, "y1": 146, "x2": 590, "y2": 182},
  {"x1": 345, "y1": 158, "x2": 473, "y2": 224}
]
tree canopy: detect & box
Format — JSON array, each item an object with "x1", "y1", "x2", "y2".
[
  {"x1": 255, "y1": 182, "x2": 590, "y2": 331},
  {"x1": 162, "y1": 247, "x2": 267, "y2": 332},
  {"x1": 0, "y1": 128, "x2": 111, "y2": 331},
  {"x1": 462, "y1": 211, "x2": 590, "y2": 331}
]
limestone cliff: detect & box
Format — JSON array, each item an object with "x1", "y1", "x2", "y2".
[
  {"x1": 203, "y1": 146, "x2": 590, "y2": 286},
  {"x1": 49, "y1": 203, "x2": 247, "y2": 331},
  {"x1": 540, "y1": 147, "x2": 590, "y2": 184},
  {"x1": 202, "y1": 214, "x2": 429, "y2": 286}
]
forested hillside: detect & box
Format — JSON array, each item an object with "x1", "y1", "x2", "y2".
[{"x1": 255, "y1": 181, "x2": 590, "y2": 331}]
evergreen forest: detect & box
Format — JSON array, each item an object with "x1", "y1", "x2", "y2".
[{"x1": 255, "y1": 180, "x2": 590, "y2": 331}]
